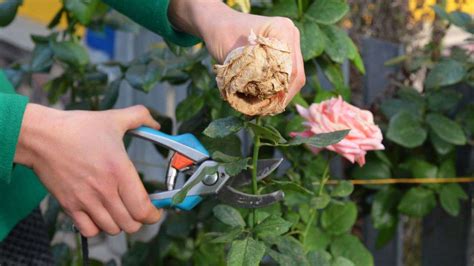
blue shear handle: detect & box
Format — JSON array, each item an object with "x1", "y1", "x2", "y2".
[
  {"x1": 134, "y1": 126, "x2": 209, "y2": 157},
  {"x1": 152, "y1": 196, "x2": 203, "y2": 211}
]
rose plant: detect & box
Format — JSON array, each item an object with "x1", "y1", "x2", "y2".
[
  {"x1": 349, "y1": 3, "x2": 473, "y2": 250},
  {"x1": 2, "y1": 0, "x2": 470, "y2": 265}
]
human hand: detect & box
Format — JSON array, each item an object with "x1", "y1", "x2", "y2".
[
  {"x1": 15, "y1": 104, "x2": 162, "y2": 237},
  {"x1": 169, "y1": 0, "x2": 305, "y2": 104}
]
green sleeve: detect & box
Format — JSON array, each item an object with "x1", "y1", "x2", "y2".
[
  {"x1": 0, "y1": 71, "x2": 29, "y2": 184},
  {"x1": 102, "y1": 0, "x2": 201, "y2": 47}
]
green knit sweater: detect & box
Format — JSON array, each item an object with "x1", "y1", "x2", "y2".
[{"x1": 0, "y1": 0, "x2": 200, "y2": 241}]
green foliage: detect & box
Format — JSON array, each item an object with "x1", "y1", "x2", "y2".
[
  {"x1": 330, "y1": 234, "x2": 374, "y2": 266},
  {"x1": 227, "y1": 237, "x2": 266, "y2": 266},
  {"x1": 386, "y1": 111, "x2": 427, "y2": 148},
  {"x1": 398, "y1": 187, "x2": 436, "y2": 217},
  {"x1": 0, "y1": 0, "x2": 22, "y2": 27},
  {"x1": 12, "y1": 0, "x2": 472, "y2": 265},
  {"x1": 439, "y1": 184, "x2": 468, "y2": 216},
  {"x1": 213, "y1": 205, "x2": 246, "y2": 228},
  {"x1": 321, "y1": 202, "x2": 358, "y2": 235},
  {"x1": 203, "y1": 117, "x2": 244, "y2": 138}
]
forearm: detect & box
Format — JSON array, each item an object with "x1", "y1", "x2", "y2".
[{"x1": 168, "y1": 0, "x2": 238, "y2": 40}]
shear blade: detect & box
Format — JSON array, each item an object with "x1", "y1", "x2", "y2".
[
  {"x1": 217, "y1": 158, "x2": 285, "y2": 208},
  {"x1": 217, "y1": 185, "x2": 285, "y2": 208},
  {"x1": 229, "y1": 158, "x2": 283, "y2": 188}
]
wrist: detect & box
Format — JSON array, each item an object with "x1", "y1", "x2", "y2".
[
  {"x1": 168, "y1": 0, "x2": 235, "y2": 39},
  {"x1": 14, "y1": 104, "x2": 61, "y2": 167}
]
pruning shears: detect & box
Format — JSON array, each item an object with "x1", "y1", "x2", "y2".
[{"x1": 128, "y1": 127, "x2": 285, "y2": 211}]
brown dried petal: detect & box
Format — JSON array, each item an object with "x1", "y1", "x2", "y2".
[{"x1": 213, "y1": 31, "x2": 292, "y2": 116}]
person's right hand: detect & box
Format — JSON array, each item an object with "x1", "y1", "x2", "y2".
[{"x1": 14, "y1": 104, "x2": 163, "y2": 237}]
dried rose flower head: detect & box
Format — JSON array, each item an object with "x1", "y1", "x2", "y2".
[{"x1": 213, "y1": 30, "x2": 292, "y2": 116}]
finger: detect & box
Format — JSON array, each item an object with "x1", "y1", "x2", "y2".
[
  {"x1": 287, "y1": 29, "x2": 306, "y2": 104},
  {"x1": 103, "y1": 191, "x2": 143, "y2": 234},
  {"x1": 118, "y1": 160, "x2": 163, "y2": 224},
  {"x1": 118, "y1": 105, "x2": 161, "y2": 130},
  {"x1": 71, "y1": 211, "x2": 100, "y2": 238},
  {"x1": 86, "y1": 203, "x2": 121, "y2": 235}
]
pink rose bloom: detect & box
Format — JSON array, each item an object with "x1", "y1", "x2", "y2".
[{"x1": 290, "y1": 96, "x2": 384, "y2": 166}]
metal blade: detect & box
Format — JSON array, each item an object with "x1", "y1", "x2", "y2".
[
  {"x1": 217, "y1": 186, "x2": 285, "y2": 208},
  {"x1": 229, "y1": 158, "x2": 283, "y2": 188}
]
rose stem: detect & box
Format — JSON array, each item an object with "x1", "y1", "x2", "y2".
[
  {"x1": 297, "y1": 0, "x2": 304, "y2": 18},
  {"x1": 251, "y1": 117, "x2": 261, "y2": 228},
  {"x1": 303, "y1": 154, "x2": 331, "y2": 242}
]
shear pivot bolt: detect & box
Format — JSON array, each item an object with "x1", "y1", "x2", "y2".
[{"x1": 203, "y1": 173, "x2": 218, "y2": 186}]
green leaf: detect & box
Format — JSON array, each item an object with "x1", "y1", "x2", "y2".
[
  {"x1": 0, "y1": 0, "x2": 22, "y2": 27},
  {"x1": 331, "y1": 234, "x2": 374, "y2": 266},
  {"x1": 99, "y1": 79, "x2": 121, "y2": 110},
  {"x1": 351, "y1": 160, "x2": 391, "y2": 188},
  {"x1": 448, "y1": 11, "x2": 472, "y2": 27},
  {"x1": 44, "y1": 76, "x2": 69, "y2": 104},
  {"x1": 347, "y1": 38, "x2": 365, "y2": 74},
  {"x1": 425, "y1": 60, "x2": 466, "y2": 89},
  {"x1": 64, "y1": 0, "x2": 99, "y2": 25},
  {"x1": 222, "y1": 159, "x2": 249, "y2": 176},
  {"x1": 296, "y1": 21, "x2": 327, "y2": 61},
  {"x1": 47, "y1": 7, "x2": 64, "y2": 29},
  {"x1": 247, "y1": 123, "x2": 287, "y2": 144},
  {"x1": 332, "y1": 257, "x2": 355, "y2": 266},
  {"x1": 398, "y1": 187, "x2": 436, "y2": 217},
  {"x1": 175, "y1": 94, "x2": 205, "y2": 121},
  {"x1": 305, "y1": 0, "x2": 349, "y2": 24},
  {"x1": 172, "y1": 165, "x2": 217, "y2": 205},
  {"x1": 203, "y1": 117, "x2": 244, "y2": 138},
  {"x1": 321, "y1": 202, "x2": 358, "y2": 235},
  {"x1": 320, "y1": 25, "x2": 350, "y2": 63},
  {"x1": 51, "y1": 41, "x2": 89, "y2": 66},
  {"x1": 264, "y1": 236, "x2": 309, "y2": 265},
  {"x1": 189, "y1": 63, "x2": 212, "y2": 90},
  {"x1": 374, "y1": 151, "x2": 392, "y2": 167},
  {"x1": 427, "y1": 90, "x2": 461, "y2": 112},
  {"x1": 331, "y1": 181, "x2": 354, "y2": 197},
  {"x1": 437, "y1": 159, "x2": 456, "y2": 178},
  {"x1": 397, "y1": 87, "x2": 425, "y2": 108},
  {"x1": 227, "y1": 237, "x2": 265, "y2": 266},
  {"x1": 307, "y1": 250, "x2": 332, "y2": 266},
  {"x1": 426, "y1": 113, "x2": 466, "y2": 145},
  {"x1": 371, "y1": 187, "x2": 402, "y2": 229},
  {"x1": 213, "y1": 204, "x2": 245, "y2": 227},
  {"x1": 430, "y1": 130, "x2": 454, "y2": 155},
  {"x1": 209, "y1": 227, "x2": 243, "y2": 244},
  {"x1": 439, "y1": 183, "x2": 468, "y2": 216},
  {"x1": 125, "y1": 63, "x2": 161, "y2": 92},
  {"x1": 432, "y1": 4, "x2": 450, "y2": 21},
  {"x1": 263, "y1": 0, "x2": 298, "y2": 19},
  {"x1": 201, "y1": 134, "x2": 242, "y2": 157},
  {"x1": 254, "y1": 215, "x2": 292, "y2": 238},
  {"x1": 311, "y1": 193, "x2": 331, "y2": 209},
  {"x1": 266, "y1": 249, "x2": 295, "y2": 266},
  {"x1": 386, "y1": 111, "x2": 427, "y2": 148},
  {"x1": 30, "y1": 43, "x2": 54, "y2": 72},
  {"x1": 375, "y1": 223, "x2": 397, "y2": 249},
  {"x1": 317, "y1": 57, "x2": 345, "y2": 90},
  {"x1": 288, "y1": 130, "x2": 349, "y2": 147},
  {"x1": 380, "y1": 99, "x2": 421, "y2": 119},
  {"x1": 304, "y1": 227, "x2": 330, "y2": 252},
  {"x1": 409, "y1": 159, "x2": 438, "y2": 178}
]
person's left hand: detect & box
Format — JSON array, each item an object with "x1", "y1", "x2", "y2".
[{"x1": 169, "y1": 1, "x2": 305, "y2": 104}]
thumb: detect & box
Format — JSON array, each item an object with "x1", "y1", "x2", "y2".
[{"x1": 117, "y1": 105, "x2": 161, "y2": 131}]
